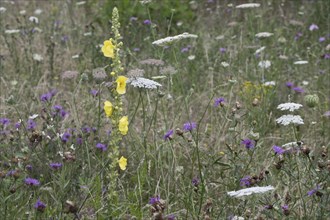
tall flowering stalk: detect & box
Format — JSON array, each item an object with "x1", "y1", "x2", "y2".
[{"x1": 101, "y1": 7, "x2": 128, "y2": 207}]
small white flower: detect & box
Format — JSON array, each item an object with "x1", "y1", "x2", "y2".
[
  {"x1": 227, "y1": 186, "x2": 275, "y2": 198},
  {"x1": 255, "y1": 46, "x2": 266, "y2": 54},
  {"x1": 5, "y1": 29, "x2": 20, "y2": 34},
  {"x1": 83, "y1": 32, "x2": 92, "y2": 36},
  {"x1": 29, "y1": 114, "x2": 39, "y2": 119},
  {"x1": 72, "y1": 54, "x2": 80, "y2": 59},
  {"x1": 232, "y1": 217, "x2": 245, "y2": 220},
  {"x1": 279, "y1": 55, "x2": 288, "y2": 60},
  {"x1": 127, "y1": 77, "x2": 162, "y2": 89},
  {"x1": 236, "y1": 3, "x2": 260, "y2": 8},
  {"x1": 302, "y1": 81, "x2": 309, "y2": 85},
  {"x1": 29, "y1": 16, "x2": 39, "y2": 24},
  {"x1": 19, "y1": 10, "x2": 26, "y2": 15},
  {"x1": 34, "y1": 9, "x2": 42, "y2": 15},
  {"x1": 152, "y1": 32, "x2": 198, "y2": 46},
  {"x1": 282, "y1": 141, "x2": 303, "y2": 148},
  {"x1": 276, "y1": 114, "x2": 304, "y2": 126},
  {"x1": 255, "y1": 32, "x2": 274, "y2": 38},
  {"x1": 33, "y1": 54, "x2": 43, "y2": 61},
  {"x1": 258, "y1": 60, "x2": 271, "y2": 69},
  {"x1": 0, "y1": 7, "x2": 7, "y2": 13},
  {"x1": 33, "y1": 27, "x2": 42, "y2": 33},
  {"x1": 221, "y1": 62, "x2": 230, "y2": 67},
  {"x1": 263, "y1": 81, "x2": 275, "y2": 86},
  {"x1": 76, "y1": 1, "x2": 86, "y2": 5},
  {"x1": 188, "y1": 55, "x2": 195, "y2": 60},
  {"x1": 277, "y1": 102, "x2": 303, "y2": 112},
  {"x1": 294, "y1": 60, "x2": 308, "y2": 65}
]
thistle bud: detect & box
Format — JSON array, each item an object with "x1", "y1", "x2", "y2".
[{"x1": 304, "y1": 94, "x2": 319, "y2": 108}]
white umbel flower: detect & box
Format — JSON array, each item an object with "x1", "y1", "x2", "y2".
[
  {"x1": 294, "y1": 60, "x2": 308, "y2": 65},
  {"x1": 33, "y1": 54, "x2": 43, "y2": 61},
  {"x1": 221, "y1": 62, "x2": 230, "y2": 67},
  {"x1": 276, "y1": 114, "x2": 304, "y2": 126},
  {"x1": 5, "y1": 29, "x2": 20, "y2": 34},
  {"x1": 128, "y1": 77, "x2": 162, "y2": 89},
  {"x1": 255, "y1": 46, "x2": 266, "y2": 54},
  {"x1": 235, "y1": 3, "x2": 260, "y2": 8},
  {"x1": 0, "y1": 7, "x2": 6, "y2": 13},
  {"x1": 263, "y1": 81, "x2": 275, "y2": 86},
  {"x1": 227, "y1": 186, "x2": 275, "y2": 198},
  {"x1": 232, "y1": 216, "x2": 245, "y2": 220},
  {"x1": 29, "y1": 16, "x2": 39, "y2": 24},
  {"x1": 277, "y1": 102, "x2": 303, "y2": 112},
  {"x1": 255, "y1": 32, "x2": 273, "y2": 38},
  {"x1": 258, "y1": 60, "x2": 271, "y2": 69},
  {"x1": 152, "y1": 32, "x2": 198, "y2": 46}
]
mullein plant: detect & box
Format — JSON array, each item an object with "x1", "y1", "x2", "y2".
[{"x1": 101, "y1": 7, "x2": 128, "y2": 209}]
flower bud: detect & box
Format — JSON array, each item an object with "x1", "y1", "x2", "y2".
[{"x1": 304, "y1": 94, "x2": 319, "y2": 108}]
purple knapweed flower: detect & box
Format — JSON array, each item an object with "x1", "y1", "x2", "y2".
[
  {"x1": 273, "y1": 145, "x2": 286, "y2": 155},
  {"x1": 82, "y1": 126, "x2": 91, "y2": 133},
  {"x1": 294, "y1": 32, "x2": 303, "y2": 41},
  {"x1": 285, "y1": 82, "x2": 294, "y2": 88},
  {"x1": 25, "y1": 177, "x2": 40, "y2": 186},
  {"x1": 149, "y1": 195, "x2": 160, "y2": 205},
  {"x1": 281, "y1": 204, "x2": 290, "y2": 215},
  {"x1": 34, "y1": 199, "x2": 46, "y2": 212},
  {"x1": 241, "y1": 139, "x2": 255, "y2": 149},
  {"x1": 50, "y1": 162, "x2": 62, "y2": 170},
  {"x1": 15, "y1": 121, "x2": 21, "y2": 129},
  {"x1": 167, "y1": 214, "x2": 176, "y2": 220},
  {"x1": 214, "y1": 97, "x2": 225, "y2": 107},
  {"x1": 219, "y1": 47, "x2": 227, "y2": 53},
  {"x1": 143, "y1": 19, "x2": 151, "y2": 25},
  {"x1": 0, "y1": 118, "x2": 10, "y2": 126},
  {"x1": 323, "y1": 111, "x2": 330, "y2": 117},
  {"x1": 53, "y1": 105, "x2": 63, "y2": 111},
  {"x1": 163, "y1": 129, "x2": 174, "y2": 141},
  {"x1": 6, "y1": 170, "x2": 17, "y2": 177},
  {"x1": 26, "y1": 164, "x2": 32, "y2": 171},
  {"x1": 90, "y1": 89, "x2": 98, "y2": 97},
  {"x1": 293, "y1": 87, "x2": 304, "y2": 93},
  {"x1": 130, "y1": 16, "x2": 138, "y2": 22},
  {"x1": 40, "y1": 92, "x2": 53, "y2": 102},
  {"x1": 319, "y1": 37, "x2": 326, "y2": 42},
  {"x1": 183, "y1": 122, "x2": 197, "y2": 131},
  {"x1": 61, "y1": 132, "x2": 71, "y2": 143},
  {"x1": 133, "y1": 47, "x2": 140, "y2": 52},
  {"x1": 323, "y1": 54, "x2": 330, "y2": 59},
  {"x1": 264, "y1": 205, "x2": 273, "y2": 210},
  {"x1": 27, "y1": 119, "x2": 36, "y2": 130},
  {"x1": 96, "y1": 143, "x2": 107, "y2": 151},
  {"x1": 309, "y1": 23, "x2": 319, "y2": 31},
  {"x1": 61, "y1": 35, "x2": 69, "y2": 43},
  {"x1": 240, "y1": 176, "x2": 252, "y2": 186},
  {"x1": 307, "y1": 185, "x2": 320, "y2": 196},
  {"x1": 192, "y1": 177, "x2": 200, "y2": 187},
  {"x1": 181, "y1": 47, "x2": 189, "y2": 53},
  {"x1": 76, "y1": 137, "x2": 83, "y2": 145}
]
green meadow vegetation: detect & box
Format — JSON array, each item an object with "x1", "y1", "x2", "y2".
[{"x1": 0, "y1": 0, "x2": 329, "y2": 219}]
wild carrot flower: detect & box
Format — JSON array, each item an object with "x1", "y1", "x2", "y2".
[
  {"x1": 34, "y1": 199, "x2": 46, "y2": 212},
  {"x1": 227, "y1": 186, "x2": 275, "y2": 198},
  {"x1": 118, "y1": 156, "x2": 127, "y2": 170},
  {"x1": 276, "y1": 115, "x2": 304, "y2": 126},
  {"x1": 128, "y1": 77, "x2": 162, "y2": 89},
  {"x1": 163, "y1": 129, "x2": 174, "y2": 140},
  {"x1": 152, "y1": 33, "x2": 198, "y2": 46},
  {"x1": 104, "y1": 101, "x2": 113, "y2": 117},
  {"x1": 25, "y1": 177, "x2": 40, "y2": 186},
  {"x1": 241, "y1": 139, "x2": 255, "y2": 149},
  {"x1": 183, "y1": 122, "x2": 197, "y2": 131},
  {"x1": 277, "y1": 102, "x2": 303, "y2": 112},
  {"x1": 101, "y1": 39, "x2": 115, "y2": 58},
  {"x1": 235, "y1": 3, "x2": 260, "y2": 8},
  {"x1": 96, "y1": 143, "x2": 107, "y2": 151},
  {"x1": 116, "y1": 76, "x2": 128, "y2": 94},
  {"x1": 119, "y1": 116, "x2": 129, "y2": 135}
]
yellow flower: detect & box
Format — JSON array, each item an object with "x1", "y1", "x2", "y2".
[
  {"x1": 119, "y1": 116, "x2": 128, "y2": 135},
  {"x1": 101, "y1": 39, "x2": 115, "y2": 58},
  {"x1": 118, "y1": 156, "x2": 127, "y2": 170},
  {"x1": 116, "y1": 76, "x2": 128, "y2": 95},
  {"x1": 104, "y1": 101, "x2": 113, "y2": 117}
]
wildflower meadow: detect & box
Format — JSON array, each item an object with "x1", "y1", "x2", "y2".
[{"x1": 0, "y1": 0, "x2": 329, "y2": 219}]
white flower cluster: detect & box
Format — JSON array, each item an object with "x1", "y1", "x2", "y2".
[
  {"x1": 152, "y1": 32, "x2": 198, "y2": 46},
  {"x1": 276, "y1": 115, "x2": 304, "y2": 126},
  {"x1": 255, "y1": 46, "x2": 266, "y2": 54},
  {"x1": 127, "y1": 77, "x2": 162, "y2": 89},
  {"x1": 294, "y1": 60, "x2": 308, "y2": 65},
  {"x1": 33, "y1": 54, "x2": 43, "y2": 62},
  {"x1": 5, "y1": 29, "x2": 20, "y2": 34},
  {"x1": 227, "y1": 186, "x2": 275, "y2": 198},
  {"x1": 277, "y1": 102, "x2": 303, "y2": 112},
  {"x1": 263, "y1": 81, "x2": 276, "y2": 86},
  {"x1": 255, "y1": 32, "x2": 274, "y2": 38},
  {"x1": 235, "y1": 3, "x2": 260, "y2": 8},
  {"x1": 258, "y1": 60, "x2": 271, "y2": 69}
]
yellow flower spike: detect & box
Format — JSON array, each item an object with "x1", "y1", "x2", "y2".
[
  {"x1": 101, "y1": 39, "x2": 115, "y2": 58},
  {"x1": 118, "y1": 156, "x2": 127, "y2": 170},
  {"x1": 118, "y1": 116, "x2": 128, "y2": 135},
  {"x1": 116, "y1": 76, "x2": 128, "y2": 95},
  {"x1": 104, "y1": 101, "x2": 113, "y2": 117}
]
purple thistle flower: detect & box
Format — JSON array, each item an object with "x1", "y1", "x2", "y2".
[
  {"x1": 82, "y1": 126, "x2": 91, "y2": 133},
  {"x1": 192, "y1": 177, "x2": 200, "y2": 187},
  {"x1": 130, "y1": 16, "x2": 138, "y2": 22},
  {"x1": 281, "y1": 204, "x2": 289, "y2": 211},
  {"x1": 309, "y1": 23, "x2": 319, "y2": 31},
  {"x1": 167, "y1": 214, "x2": 176, "y2": 220},
  {"x1": 53, "y1": 105, "x2": 63, "y2": 111},
  {"x1": 319, "y1": 37, "x2": 326, "y2": 42},
  {"x1": 76, "y1": 137, "x2": 83, "y2": 145},
  {"x1": 6, "y1": 170, "x2": 17, "y2": 177},
  {"x1": 163, "y1": 129, "x2": 174, "y2": 141},
  {"x1": 285, "y1": 82, "x2": 294, "y2": 88},
  {"x1": 25, "y1": 177, "x2": 40, "y2": 186},
  {"x1": 143, "y1": 19, "x2": 151, "y2": 25},
  {"x1": 181, "y1": 47, "x2": 189, "y2": 53},
  {"x1": 294, "y1": 32, "x2": 303, "y2": 41},
  {"x1": 183, "y1": 122, "x2": 197, "y2": 132},
  {"x1": 26, "y1": 164, "x2": 32, "y2": 171},
  {"x1": 273, "y1": 145, "x2": 286, "y2": 155},
  {"x1": 0, "y1": 118, "x2": 10, "y2": 126},
  {"x1": 219, "y1": 47, "x2": 227, "y2": 53},
  {"x1": 34, "y1": 199, "x2": 46, "y2": 212},
  {"x1": 307, "y1": 185, "x2": 320, "y2": 196},
  {"x1": 27, "y1": 119, "x2": 36, "y2": 130},
  {"x1": 90, "y1": 89, "x2": 98, "y2": 97},
  {"x1": 15, "y1": 121, "x2": 21, "y2": 129},
  {"x1": 149, "y1": 195, "x2": 160, "y2": 205},
  {"x1": 241, "y1": 139, "x2": 255, "y2": 149},
  {"x1": 40, "y1": 92, "x2": 53, "y2": 102},
  {"x1": 214, "y1": 97, "x2": 225, "y2": 107},
  {"x1": 323, "y1": 54, "x2": 330, "y2": 59},
  {"x1": 50, "y1": 162, "x2": 62, "y2": 170},
  {"x1": 61, "y1": 132, "x2": 71, "y2": 143},
  {"x1": 96, "y1": 143, "x2": 107, "y2": 151},
  {"x1": 240, "y1": 176, "x2": 252, "y2": 186},
  {"x1": 293, "y1": 87, "x2": 304, "y2": 93}
]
